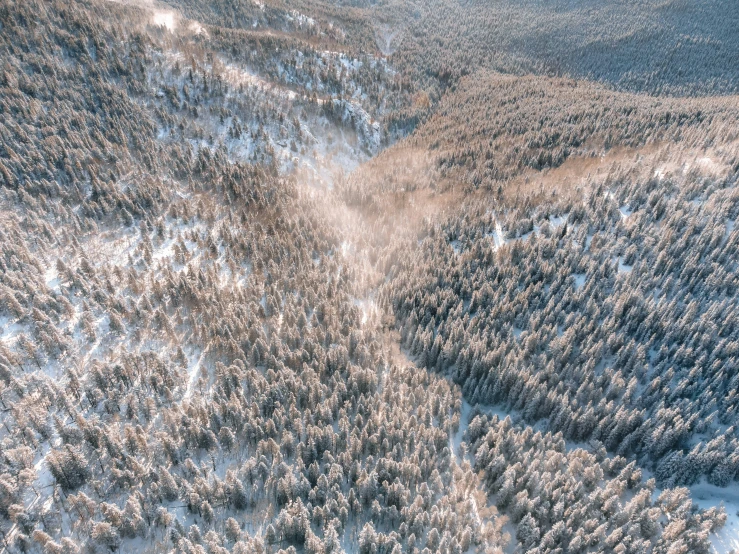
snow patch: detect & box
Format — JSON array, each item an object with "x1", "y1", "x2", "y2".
[
  {"x1": 152, "y1": 10, "x2": 176, "y2": 31},
  {"x1": 488, "y1": 220, "x2": 507, "y2": 250},
  {"x1": 697, "y1": 156, "x2": 717, "y2": 170},
  {"x1": 617, "y1": 256, "x2": 633, "y2": 274},
  {"x1": 0, "y1": 317, "x2": 28, "y2": 346},
  {"x1": 725, "y1": 219, "x2": 735, "y2": 241},
  {"x1": 221, "y1": 61, "x2": 298, "y2": 101},
  {"x1": 45, "y1": 266, "x2": 61, "y2": 293},
  {"x1": 690, "y1": 482, "x2": 739, "y2": 554},
  {"x1": 549, "y1": 214, "x2": 567, "y2": 227},
  {"x1": 188, "y1": 21, "x2": 206, "y2": 36},
  {"x1": 289, "y1": 9, "x2": 316, "y2": 29},
  {"x1": 184, "y1": 350, "x2": 206, "y2": 400},
  {"x1": 584, "y1": 233, "x2": 594, "y2": 251},
  {"x1": 353, "y1": 297, "x2": 377, "y2": 326},
  {"x1": 619, "y1": 205, "x2": 633, "y2": 219}
]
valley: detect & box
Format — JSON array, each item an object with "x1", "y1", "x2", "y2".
[{"x1": 1, "y1": 0, "x2": 739, "y2": 553}]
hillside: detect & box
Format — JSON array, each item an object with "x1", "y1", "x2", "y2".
[{"x1": 0, "y1": 1, "x2": 738, "y2": 554}]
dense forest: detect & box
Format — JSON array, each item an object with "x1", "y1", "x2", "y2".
[{"x1": 1, "y1": 0, "x2": 738, "y2": 553}]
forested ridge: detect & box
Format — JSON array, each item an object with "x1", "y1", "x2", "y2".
[{"x1": 0, "y1": 0, "x2": 738, "y2": 553}]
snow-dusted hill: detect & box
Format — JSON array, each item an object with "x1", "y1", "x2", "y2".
[{"x1": 1, "y1": 1, "x2": 739, "y2": 554}]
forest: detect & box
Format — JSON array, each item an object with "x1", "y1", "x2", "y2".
[{"x1": 0, "y1": 0, "x2": 738, "y2": 553}]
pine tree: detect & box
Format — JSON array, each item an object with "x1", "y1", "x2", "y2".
[
  {"x1": 226, "y1": 517, "x2": 241, "y2": 543},
  {"x1": 516, "y1": 513, "x2": 541, "y2": 550}
]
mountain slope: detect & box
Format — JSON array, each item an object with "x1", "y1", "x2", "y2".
[{"x1": 0, "y1": 1, "x2": 738, "y2": 554}]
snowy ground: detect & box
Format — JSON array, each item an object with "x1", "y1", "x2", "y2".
[
  {"x1": 691, "y1": 482, "x2": 739, "y2": 554},
  {"x1": 13, "y1": 4, "x2": 737, "y2": 552}
]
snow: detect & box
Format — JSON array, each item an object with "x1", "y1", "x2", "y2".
[
  {"x1": 451, "y1": 401, "x2": 471, "y2": 456},
  {"x1": 353, "y1": 297, "x2": 377, "y2": 326},
  {"x1": 44, "y1": 266, "x2": 61, "y2": 293},
  {"x1": 149, "y1": 20, "x2": 386, "y2": 186},
  {"x1": 619, "y1": 205, "x2": 633, "y2": 219},
  {"x1": 184, "y1": 350, "x2": 206, "y2": 400},
  {"x1": 486, "y1": 214, "x2": 568, "y2": 252},
  {"x1": 288, "y1": 9, "x2": 317, "y2": 28},
  {"x1": 690, "y1": 482, "x2": 739, "y2": 554},
  {"x1": 617, "y1": 256, "x2": 633, "y2": 274},
  {"x1": 726, "y1": 219, "x2": 735, "y2": 241},
  {"x1": 463, "y1": 400, "x2": 510, "y2": 431},
  {"x1": 17, "y1": 9, "x2": 736, "y2": 552},
  {"x1": 188, "y1": 21, "x2": 206, "y2": 36},
  {"x1": 152, "y1": 10, "x2": 176, "y2": 31},
  {"x1": 549, "y1": 214, "x2": 567, "y2": 227},
  {"x1": 488, "y1": 220, "x2": 508, "y2": 250},
  {"x1": 340, "y1": 100, "x2": 381, "y2": 154},
  {"x1": 221, "y1": 61, "x2": 298, "y2": 100},
  {"x1": 0, "y1": 316, "x2": 27, "y2": 345},
  {"x1": 3, "y1": 442, "x2": 59, "y2": 547},
  {"x1": 697, "y1": 156, "x2": 718, "y2": 171},
  {"x1": 300, "y1": 121, "x2": 371, "y2": 188},
  {"x1": 645, "y1": 472, "x2": 739, "y2": 554},
  {"x1": 151, "y1": 227, "x2": 189, "y2": 264}
]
